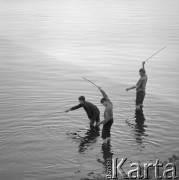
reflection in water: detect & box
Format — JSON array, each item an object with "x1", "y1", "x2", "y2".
[
  {"x1": 66, "y1": 126, "x2": 100, "y2": 154},
  {"x1": 126, "y1": 110, "x2": 148, "y2": 149},
  {"x1": 78, "y1": 126, "x2": 100, "y2": 153},
  {"x1": 97, "y1": 141, "x2": 113, "y2": 173},
  {"x1": 134, "y1": 109, "x2": 147, "y2": 147}
]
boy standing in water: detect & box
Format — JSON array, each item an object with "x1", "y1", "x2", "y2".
[
  {"x1": 65, "y1": 96, "x2": 100, "y2": 128},
  {"x1": 126, "y1": 62, "x2": 148, "y2": 111},
  {"x1": 96, "y1": 87, "x2": 113, "y2": 143}
]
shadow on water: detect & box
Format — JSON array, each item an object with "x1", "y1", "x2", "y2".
[
  {"x1": 97, "y1": 141, "x2": 113, "y2": 174},
  {"x1": 134, "y1": 110, "x2": 148, "y2": 146},
  {"x1": 126, "y1": 109, "x2": 148, "y2": 149},
  {"x1": 66, "y1": 126, "x2": 100, "y2": 154},
  {"x1": 78, "y1": 126, "x2": 100, "y2": 154}
]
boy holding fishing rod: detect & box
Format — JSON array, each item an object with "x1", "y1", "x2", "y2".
[
  {"x1": 69, "y1": 77, "x2": 113, "y2": 143},
  {"x1": 126, "y1": 62, "x2": 148, "y2": 111},
  {"x1": 96, "y1": 86, "x2": 113, "y2": 143},
  {"x1": 125, "y1": 47, "x2": 166, "y2": 111}
]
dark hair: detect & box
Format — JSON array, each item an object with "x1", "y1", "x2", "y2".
[
  {"x1": 79, "y1": 96, "x2": 85, "y2": 102},
  {"x1": 139, "y1": 68, "x2": 145, "y2": 73},
  {"x1": 100, "y1": 98, "x2": 107, "y2": 103}
]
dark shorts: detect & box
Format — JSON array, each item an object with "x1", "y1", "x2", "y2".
[
  {"x1": 102, "y1": 118, "x2": 113, "y2": 139},
  {"x1": 136, "y1": 91, "x2": 145, "y2": 105}
]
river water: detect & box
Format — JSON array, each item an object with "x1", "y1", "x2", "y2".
[{"x1": 0, "y1": 0, "x2": 179, "y2": 179}]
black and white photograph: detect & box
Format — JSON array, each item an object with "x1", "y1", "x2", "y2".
[{"x1": 0, "y1": 0, "x2": 179, "y2": 179}]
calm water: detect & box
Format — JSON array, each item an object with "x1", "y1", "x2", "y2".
[{"x1": 0, "y1": 0, "x2": 179, "y2": 179}]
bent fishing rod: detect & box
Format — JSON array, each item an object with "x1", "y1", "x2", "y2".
[
  {"x1": 144, "y1": 46, "x2": 166, "y2": 63},
  {"x1": 83, "y1": 77, "x2": 99, "y2": 88}
]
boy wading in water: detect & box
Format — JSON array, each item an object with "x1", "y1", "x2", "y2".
[
  {"x1": 96, "y1": 87, "x2": 113, "y2": 143},
  {"x1": 126, "y1": 62, "x2": 148, "y2": 111},
  {"x1": 65, "y1": 96, "x2": 100, "y2": 128}
]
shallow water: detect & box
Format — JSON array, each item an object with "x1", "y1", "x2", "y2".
[{"x1": 0, "y1": 0, "x2": 179, "y2": 179}]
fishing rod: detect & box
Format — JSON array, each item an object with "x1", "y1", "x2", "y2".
[
  {"x1": 144, "y1": 47, "x2": 166, "y2": 63},
  {"x1": 83, "y1": 77, "x2": 99, "y2": 88}
]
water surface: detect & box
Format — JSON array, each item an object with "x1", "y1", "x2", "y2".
[{"x1": 0, "y1": 0, "x2": 179, "y2": 179}]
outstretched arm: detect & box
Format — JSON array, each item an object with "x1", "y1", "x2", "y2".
[
  {"x1": 98, "y1": 87, "x2": 108, "y2": 99},
  {"x1": 126, "y1": 62, "x2": 146, "y2": 92},
  {"x1": 65, "y1": 104, "x2": 82, "y2": 113},
  {"x1": 126, "y1": 86, "x2": 136, "y2": 91},
  {"x1": 97, "y1": 87, "x2": 112, "y2": 103},
  {"x1": 126, "y1": 77, "x2": 144, "y2": 91}
]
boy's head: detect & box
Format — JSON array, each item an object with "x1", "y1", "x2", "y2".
[
  {"x1": 79, "y1": 96, "x2": 85, "y2": 104},
  {"x1": 100, "y1": 98, "x2": 108, "y2": 106},
  {"x1": 139, "y1": 68, "x2": 145, "y2": 77}
]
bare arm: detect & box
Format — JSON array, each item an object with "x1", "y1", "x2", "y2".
[
  {"x1": 96, "y1": 119, "x2": 109, "y2": 126},
  {"x1": 126, "y1": 86, "x2": 136, "y2": 91},
  {"x1": 98, "y1": 119, "x2": 107, "y2": 125},
  {"x1": 126, "y1": 62, "x2": 146, "y2": 92},
  {"x1": 126, "y1": 78, "x2": 143, "y2": 91},
  {"x1": 96, "y1": 107, "x2": 113, "y2": 126},
  {"x1": 98, "y1": 87, "x2": 112, "y2": 103},
  {"x1": 98, "y1": 87, "x2": 108, "y2": 99}
]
